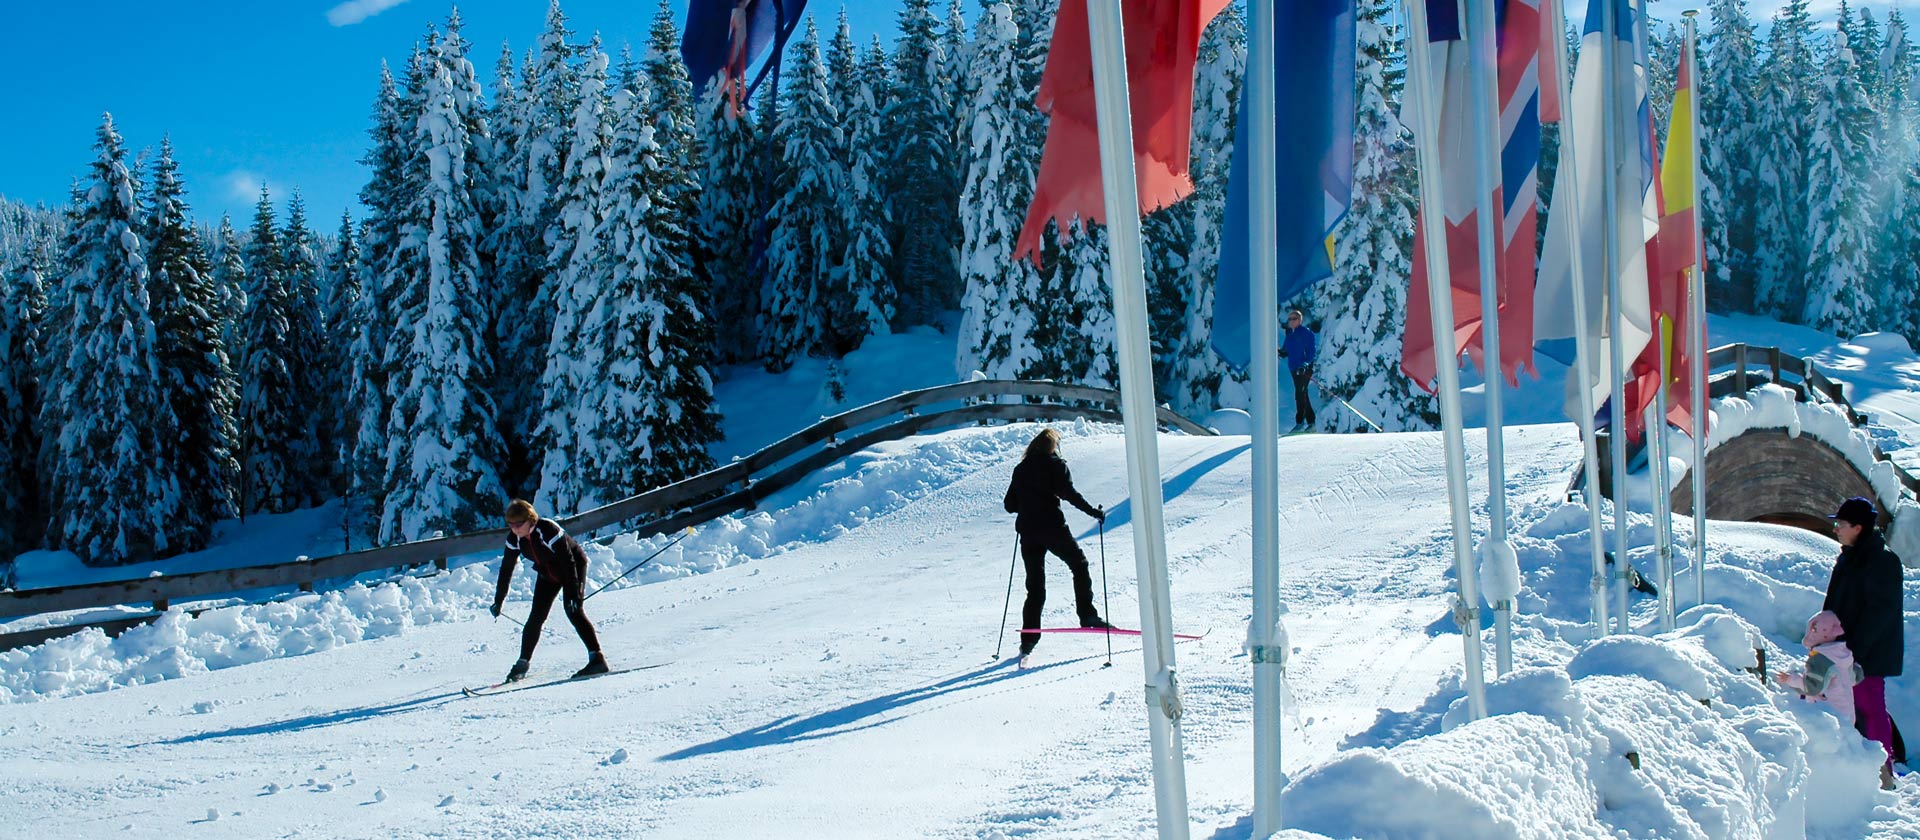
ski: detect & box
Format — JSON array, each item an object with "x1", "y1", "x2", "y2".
[
  {"x1": 462, "y1": 663, "x2": 670, "y2": 697},
  {"x1": 1018, "y1": 627, "x2": 1207, "y2": 641}
]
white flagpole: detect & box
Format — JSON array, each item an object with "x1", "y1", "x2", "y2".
[
  {"x1": 1683, "y1": 9, "x2": 1709, "y2": 611},
  {"x1": 1653, "y1": 339, "x2": 1676, "y2": 631},
  {"x1": 1405, "y1": 0, "x2": 1489, "y2": 720},
  {"x1": 1464, "y1": 0, "x2": 1516, "y2": 675},
  {"x1": 1244, "y1": 1, "x2": 1287, "y2": 834},
  {"x1": 1604, "y1": 0, "x2": 1633, "y2": 634},
  {"x1": 1550, "y1": 0, "x2": 1611, "y2": 636},
  {"x1": 1081, "y1": 2, "x2": 1191, "y2": 836}
]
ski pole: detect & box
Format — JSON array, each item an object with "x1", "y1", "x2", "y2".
[
  {"x1": 582, "y1": 526, "x2": 696, "y2": 602},
  {"x1": 1098, "y1": 514, "x2": 1112, "y2": 668},
  {"x1": 994, "y1": 534, "x2": 1020, "y2": 660}
]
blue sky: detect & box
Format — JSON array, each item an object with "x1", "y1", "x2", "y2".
[
  {"x1": 0, "y1": 0, "x2": 1895, "y2": 227},
  {"x1": 0, "y1": 0, "x2": 901, "y2": 226}
]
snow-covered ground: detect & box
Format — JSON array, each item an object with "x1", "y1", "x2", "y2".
[{"x1": 2, "y1": 420, "x2": 1917, "y2": 838}]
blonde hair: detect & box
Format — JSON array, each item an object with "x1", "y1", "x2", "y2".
[
  {"x1": 1025, "y1": 428, "x2": 1060, "y2": 461},
  {"x1": 505, "y1": 499, "x2": 538, "y2": 524}
]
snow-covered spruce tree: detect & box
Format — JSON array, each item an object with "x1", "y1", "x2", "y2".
[
  {"x1": 280, "y1": 192, "x2": 328, "y2": 505},
  {"x1": 1878, "y1": 13, "x2": 1920, "y2": 342},
  {"x1": 695, "y1": 78, "x2": 764, "y2": 362},
  {"x1": 956, "y1": 0, "x2": 1043, "y2": 379},
  {"x1": 142, "y1": 138, "x2": 238, "y2": 549},
  {"x1": 834, "y1": 33, "x2": 898, "y2": 354},
  {"x1": 759, "y1": 18, "x2": 845, "y2": 371},
  {"x1": 828, "y1": 9, "x2": 862, "y2": 130},
  {"x1": 1046, "y1": 219, "x2": 1117, "y2": 388},
  {"x1": 943, "y1": 0, "x2": 974, "y2": 152},
  {"x1": 321, "y1": 210, "x2": 362, "y2": 497},
  {"x1": 379, "y1": 28, "x2": 508, "y2": 543},
  {"x1": 484, "y1": 42, "x2": 539, "y2": 497},
  {"x1": 498, "y1": 1, "x2": 578, "y2": 496},
  {"x1": 0, "y1": 238, "x2": 50, "y2": 558},
  {"x1": 1751, "y1": 0, "x2": 1816, "y2": 321},
  {"x1": 1800, "y1": 29, "x2": 1880, "y2": 335},
  {"x1": 644, "y1": 0, "x2": 699, "y2": 208},
  {"x1": 1316, "y1": 0, "x2": 1433, "y2": 432},
  {"x1": 1173, "y1": 4, "x2": 1247, "y2": 414},
  {"x1": 888, "y1": 0, "x2": 961, "y2": 326},
  {"x1": 40, "y1": 114, "x2": 179, "y2": 565},
  {"x1": 237, "y1": 188, "x2": 304, "y2": 516},
  {"x1": 1700, "y1": 0, "x2": 1760, "y2": 312},
  {"x1": 210, "y1": 216, "x2": 247, "y2": 379},
  {"x1": 348, "y1": 64, "x2": 409, "y2": 515},
  {"x1": 534, "y1": 43, "x2": 615, "y2": 514},
  {"x1": 1144, "y1": 205, "x2": 1192, "y2": 397}
]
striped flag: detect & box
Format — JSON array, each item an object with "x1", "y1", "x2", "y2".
[
  {"x1": 1210, "y1": 1, "x2": 1356, "y2": 368},
  {"x1": 1535, "y1": 0, "x2": 1659, "y2": 423},
  {"x1": 1400, "y1": 0, "x2": 1558, "y2": 391}
]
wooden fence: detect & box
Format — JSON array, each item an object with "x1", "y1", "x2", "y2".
[{"x1": 0, "y1": 380, "x2": 1213, "y2": 650}]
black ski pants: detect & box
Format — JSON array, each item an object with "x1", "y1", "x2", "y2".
[
  {"x1": 1019, "y1": 524, "x2": 1099, "y2": 653},
  {"x1": 519, "y1": 575, "x2": 601, "y2": 661},
  {"x1": 1291, "y1": 364, "x2": 1316, "y2": 426}
]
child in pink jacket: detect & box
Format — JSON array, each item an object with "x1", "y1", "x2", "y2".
[{"x1": 1775, "y1": 610, "x2": 1861, "y2": 725}]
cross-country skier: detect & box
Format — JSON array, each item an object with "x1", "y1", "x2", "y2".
[
  {"x1": 1280, "y1": 308, "x2": 1317, "y2": 430},
  {"x1": 493, "y1": 499, "x2": 609, "y2": 683},
  {"x1": 1003, "y1": 428, "x2": 1111, "y2": 662}
]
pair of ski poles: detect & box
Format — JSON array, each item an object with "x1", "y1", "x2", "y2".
[
  {"x1": 993, "y1": 513, "x2": 1114, "y2": 668},
  {"x1": 497, "y1": 526, "x2": 696, "y2": 628}
]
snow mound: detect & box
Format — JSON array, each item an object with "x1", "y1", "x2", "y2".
[{"x1": 1205, "y1": 408, "x2": 1252, "y2": 436}]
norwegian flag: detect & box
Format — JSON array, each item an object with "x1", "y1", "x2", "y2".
[{"x1": 1401, "y1": 0, "x2": 1561, "y2": 391}]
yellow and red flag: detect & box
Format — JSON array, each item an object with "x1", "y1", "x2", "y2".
[{"x1": 1624, "y1": 42, "x2": 1705, "y2": 439}]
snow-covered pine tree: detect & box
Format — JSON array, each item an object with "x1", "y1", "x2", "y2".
[
  {"x1": 888, "y1": 0, "x2": 961, "y2": 327},
  {"x1": 1851, "y1": 5, "x2": 1885, "y2": 102},
  {"x1": 1878, "y1": 13, "x2": 1920, "y2": 342},
  {"x1": 1046, "y1": 219, "x2": 1117, "y2": 388},
  {"x1": 485, "y1": 42, "x2": 539, "y2": 497},
  {"x1": 943, "y1": 0, "x2": 974, "y2": 153},
  {"x1": 644, "y1": 0, "x2": 698, "y2": 200},
  {"x1": 279, "y1": 192, "x2": 328, "y2": 505},
  {"x1": 695, "y1": 78, "x2": 764, "y2": 362},
  {"x1": 1751, "y1": 0, "x2": 1816, "y2": 320},
  {"x1": 1316, "y1": 0, "x2": 1434, "y2": 432},
  {"x1": 956, "y1": 0, "x2": 1043, "y2": 379},
  {"x1": 1173, "y1": 4, "x2": 1247, "y2": 414},
  {"x1": 498, "y1": 1, "x2": 579, "y2": 497},
  {"x1": 828, "y1": 9, "x2": 862, "y2": 128},
  {"x1": 534, "y1": 42, "x2": 615, "y2": 514},
  {"x1": 41, "y1": 114, "x2": 180, "y2": 565},
  {"x1": 237, "y1": 189, "x2": 304, "y2": 516},
  {"x1": 380, "y1": 25, "x2": 508, "y2": 542},
  {"x1": 348, "y1": 64, "x2": 408, "y2": 514},
  {"x1": 0, "y1": 237, "x2": 49, "y2": 558},
  {"x1": 759, "y1": 18, "x2": 845, "y2": 371},
  {"x1": 834, "y1": 33, "x2": 898, "y2": 354},
  {"x1": 1800, "y1": 28, "x2": 1880, "y2": 335},
  {"x1": 210, "y1": 216, "x2": 247, "y2": 378},
  {"x1": 142, "y1": 137, "x2": 238, "y2": 550},
  {"x1": 1699, "y1": 0, "x2": 1760, "y2": 311},
  {"x1": 616, "y1": 43, "x2": 640, "y2": 94},
  {"x1": 321, "y1": 210, "x2": 362, "y2": 497}
]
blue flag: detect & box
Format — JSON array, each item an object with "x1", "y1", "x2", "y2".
[
  {"x1": 681, "y1": 0, "x2": 808, "y2": 99},
  {"x1": 1211, "y1": 1, "x2": 1356, "y2": 369}
]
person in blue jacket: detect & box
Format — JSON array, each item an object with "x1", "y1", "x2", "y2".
[{"x1": 1280, "y1": 309, "x2": 1317, "y2": 430}]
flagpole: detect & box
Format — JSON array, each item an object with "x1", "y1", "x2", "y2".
[
  {"x1": 1464, "y1": 0, "x2": 1516, "y2": 675},
  {"x1": 1683, "y1": 8, "x2": 1709, "y2": 611},
  {"x1": 1081, "y1": 1, "x2": 1191, "y2": 835},
  {"x1": 1604, "y1": 0, "x2": 1633, "y2": 634},
  {"x1": 1244, "y1": 0, "x2": 1287, "y2": 834},
  {"x1": 1551, "y1": 0, "x2": 1611, "y2": 636},
  {"x1": 1654, "y1": 332, "x2": 1676, "y2": 631},
  {"x1": 1405, "y1": 0, "x2": 1489, "y2": 720}
]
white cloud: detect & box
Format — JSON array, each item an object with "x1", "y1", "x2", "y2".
[
  {"x1": 326, "y1": 0, "x2": 411, "y2": 27},
  {"x1": 225, "y1": 171, "x2": 266, "y2": 203}
]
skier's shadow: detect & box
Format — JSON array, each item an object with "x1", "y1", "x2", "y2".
[
  {"x1": 136, "y1": 688, "x2": 466, "y2": 747},
  {"x1": 1079, "y1": 442, "x2": 1250, "y2": 539},
  {"x1": 658, "y1": 653, "x2": 1109, "y2": 761}
]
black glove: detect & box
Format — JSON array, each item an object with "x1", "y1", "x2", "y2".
[
  {"x1": 1278, "y1": 347, "x2": 1288, "y2": 358},
  {"x1": 489, "y1": 600, "x2": 502, "y2": 619}
]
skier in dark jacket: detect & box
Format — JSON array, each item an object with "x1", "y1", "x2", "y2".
[
  {"x1": 1280, "y1": 309, "x2": 1317, "y2": 430},
  {"x1": 493, "y1": 499, "x2": 609, "y2": 682},
  {"x1": 1822, "y1": 496, "x2": 1905, "y2": 786},
  {"x1": 1003, "y1": 428, "x2": 1111, "y2": 659}
]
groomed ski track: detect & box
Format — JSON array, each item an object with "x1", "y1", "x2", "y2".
[{"x1": 0, "y1": 424, "x2": 1581, "y2": 839}]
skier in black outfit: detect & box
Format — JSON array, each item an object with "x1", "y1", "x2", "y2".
[
  {"x1": 1003, "y1": 428, "x2": 1112, "y2": 659},
  {"x1": 493, "y1": 499, "x2": 609, "y2": 683}
]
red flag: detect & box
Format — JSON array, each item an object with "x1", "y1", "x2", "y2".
[{"x1": 1014, "y1": 0, "x2": 1228, "y2": 262}]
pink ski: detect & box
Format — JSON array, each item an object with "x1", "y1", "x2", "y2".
[{"x1": 1019, "y1": 627, "x2": 1206, "y2": 641}]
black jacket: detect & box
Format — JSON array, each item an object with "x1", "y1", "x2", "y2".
[
  {"x1": 1003, "y1": 454, "x2": 1101, "y2": 534},
  {"x1": 1824, "y1": 528, "x2": 1905, "y2": 677},
  {"x1": 495, "y1": 518, "x2": 590, "y2": 605}
]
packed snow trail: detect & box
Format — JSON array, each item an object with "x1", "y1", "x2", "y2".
[{"x1": 0, "y1": 425, "x2": 1555, "y2": 838}]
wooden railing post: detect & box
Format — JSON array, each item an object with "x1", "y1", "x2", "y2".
[
  {"x1": 1768, "y1": 348, "x2": 1782, "y2": 389},
  {"x1": 1733, "y1": 345, "x2": 1748, "y2": 393}
]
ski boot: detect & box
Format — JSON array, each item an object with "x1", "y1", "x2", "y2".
[
  {"x1": 573, "y1": 652, "x2": 609, "y2": 679},
  {"x1": 505, "y1": 658, "x2": 530, "y2": 684}
]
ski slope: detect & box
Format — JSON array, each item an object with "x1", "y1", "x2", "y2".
[{"x1": 4, "y1": 420, "x2": 1916, "y2": 838}]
